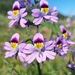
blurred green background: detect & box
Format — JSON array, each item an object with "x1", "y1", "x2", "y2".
[{"x1": 0, "y1": 0, "x2": 75, "y2": 75}]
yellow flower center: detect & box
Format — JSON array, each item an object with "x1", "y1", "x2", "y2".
[
  {"x1": 34, "y1": 42, "x2": 44, "y2": 49},
  {"x1": 57, "y1": 44, "x2": 62, "y2": 48},
  {"x1": 10, "y1": 42, "x2": 18, "y2": 48},
  {"x1": 63, "y1": 33, "x2": 68, "y2": 38},
  {"x1": 13, "y1": 10, "x2": 19, "y2": 16},
  {"x1": 41, "y1": 8, "x2": 49, "y2": 13}
]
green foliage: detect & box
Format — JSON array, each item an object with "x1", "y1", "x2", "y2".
[{"x1": 0, "y1": 0, "x2": 15, "y2": 15}]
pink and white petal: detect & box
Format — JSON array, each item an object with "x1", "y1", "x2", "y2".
[
  {"x1": 50, "y1": 16, "x2": 58, "y2": 22},
  {"x1": 45, "y1": 45, "x2": 54, "y2": 51},
  {"x1": 20, "y1": 8, "x2": 26, "y2": 14},
  {"x1": 63, "y1": 47, "x2": 68, "y2": 52},
  {"x1": 40, "y1": 0, "x2": 48, "y2": 7},
  {"x1": 4, "y1": 42, "x2": 10, "y2": 46},
  {"x1": 27, "y1": 54, "x2": 36, "y2": 64},
  {"x1": 32, "y1": 13, "x2": 40, "y2": 17},
  {"x1": 23, "y1": 44, "x2": 35, "y2": 54},
  {"x1": 21, "y1": 12, "x2": 27, "y2": 18},
  {"x1": 8, "y1": 16, "x2": 13, "y2": 19},
  {"x1": 18, "y1": 43, "x2": 26, "y2": 51},
  {"x1": 20, "y1": 18, "x2": 27, "y2": 28},
  {"x1": 4, "y1": 46, "x2": 11, "y2": 51},
  {"x1": 60, "y1": 52, "x2": 65, "y2": 55},
  {"x1": 46, "y1": 51, "x2": 56, "y2": 56},
  {"x1": 60, "y1": 25, "x2": 65, "y2": 32},
  {"x1": 50, "y1": 7, "x2": 57, "y2": 12},
  {"x1": 46, "y1": 53, "x2": 55, "y2": 60},
  {"x1": 13, "y1": 1, "x2": 20, "y2": 9},
  {"x1": 32, "y1": 9, "x2": 40, "y2": 13},
  {"x1": 45, "y1": 51, "x2": 56, "y2": 60},
  {"x1": 8, "y1": 19, "x2": 18, "y2": 27},
  {"x1": 5, "y1": 51, "x2": 17, "y2": 58},
  {"x1": 10, "y1": 33, "x2": 20, "y2": 42},
  {"x1": 45, "y1": 41, "x2": 53, "y2": 47},
  {"x1": 7, "y1": 11, "x2": 13, "y2": 16},
  {"x1": 67, "y1": 40, "x2": 75, "y2": 44},
  {"x1": 4, "y1": 42, "x2": 11, "y2": 50},
  {"x1": 25, "y1": 44, "x2": 34, "y2": 50},
  {"x1": 51, "y1": 12, "x2": 58, "y2": 16},
  {"x1": 33, "y1": 17, "x2": 43, "y2": 25},
  {"x1": 33, "y1": 33, "x2": 44, "y2": 43},
  {"x1": 18, "y1": 52, "x2": 26, "y2": 62},
  {"x1": 43, "y1": 15, "x2": 51, "y2": 20},
  {"x1": 36, "y1": 53, "x2": 42, "y2": 63},
  {"x1": 26, "y1": 52, "x2": 37, "y2": 64},
  {"x1": 42, "y1": 52, "x2": 46, "y2": 61}
]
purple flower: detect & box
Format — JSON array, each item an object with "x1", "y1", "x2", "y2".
[
  {"x1": 54, "y1": 36, "x2": 68, "y2": 56},
  {"x1": 32, "y1": 0, "x2": 58, "y2": 25},
  {"x1": 60, "y1": 25, "x2": 70, "y2": 39},
  {"x1": 66, "y1": 18, "x2": 71, "y2": 28},
  {"x1": 60, "y1": 25, "x2": 75, "y2": 45},
  {"x1": 4, "y1": 33, "x2": 26, "y2": 62},
  {"x1": 22, "y1": 33, "x2": 56, "y2": 64},
  {"x1": 18, "y1": 0, "x2": 32, "y2": 8},
  {"x1": 67, "y1": 61, "x2": 75, "y2": 70},
  {"x1": 7, "y1": 1, "x2": 27, "y2": 28}
]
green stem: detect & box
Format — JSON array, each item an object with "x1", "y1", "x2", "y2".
[
  {"x1": 37, "y1": 62, "x2": 42, "y2": 75},
  {"x1": 36, "y1": 25, "x2": 39, "y2": 33}
]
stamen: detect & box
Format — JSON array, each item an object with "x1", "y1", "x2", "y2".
[
  {"x1": 34, "y1": 42, "x2": 44, "y2": 49},
  {"x1": 57, "y1": 44, "x2": 62, "y2": 48},
  {"x1": 41, "y1": 8, "x2": 49, "y2": 13},
  {"x1": 10, "y1": 42, "x2": 18, "y2": 48},
  {"x1": 63, "y1": 33, "x2": 68, "y2": 38},
  {"x1": 13, "y1": 10, "x2": 19, "y2": 15}
]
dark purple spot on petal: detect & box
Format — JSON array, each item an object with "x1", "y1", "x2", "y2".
[
  {"x1": 34, "y1": 38, "x2": 43, "y2": 43},
  {"x1": 62, "y1": 29, "x2": 66, "y2": 33},
  {"x1": 10, "y1": 37, "x2": 18, "y2": 43},
  {"x1": 56, "y1": 39, "x2": 62, "y2": 45},
  {"x1": 13, "y1": 5, "x2": 19, "y2": 10},
  {"x1": 41, "y1": 4, "x2": 48, "y2": 8}
]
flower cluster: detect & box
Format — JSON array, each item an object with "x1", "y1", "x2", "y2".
[{"x1": 4, "y1": 0, "x2": 75, "y2": 70}]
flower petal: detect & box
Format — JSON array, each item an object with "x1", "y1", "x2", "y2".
[
  {"x1": 8, "y1": 16, "x2": 13, "y2": 19},
  {"x1": 13, "y1": 1, "x2": 20, "y2": 9},
  {"x1": 21, "y1": 12, "x2": 27, "y2": 18},
  {"x1": 42, "y1": 52, "x2": 46, "y2": 61},
  {"x1": 36, "y1": 53, "x2": 42, "y2": 63},
  {"x1": 45, "y1": 51, "x2": 56, "y2": 60},
  {"x1": 10, "y1": 33, "x2": 20, "y2": 42},
  {"x1": 50, "y1": 16, "x2": 58, "y2": 22},
  {"x1": 20, "y1": 18, "x2": 27, "y2": 28},
  {"x1": 26, "y1": 52, "x2": 37, "y2": 64},
  {"x1": 4, "y1": 42, "x2": 11, "y2": 50},
  {"x1": 23, "y1": 44, "x2": 35, "y2": 54},
  {"x1": 18, "y1": 52, "x2": 26, "y2": 62},
  {"x1": 20, "y1": 8, "x2": 26, "y2": 14},
  {"x1": 33, "y1": 33, "x2": 44, "y2": 43},
  {"x1": 40, "y1": 0, "x2": 49, "y2": 7},
  {"x1": 60, "y1": 25, "x2": 66, "y2": 33},
  {"x1": 8, "y1": 19, "x2": 18, "y2": 27},
  {"x1": 67, "y1": 40, "x2": 75, "y2": 45},
  {"x1": 18, "y1": 43, "x2": 26, "y2": 51},
  {"x1": 32, "y1": 9, "x2": 40, "y2": 13},
  {"x1": 33, "y1": 17, "x2": 43, "y2": 25},
  {"x1": 43, "y1": 15, "x2": 51, "y2": 20},
  {"x1": 5, "y1": 51, "x2": 17, "y2": 58},
  {"x1": 50, "y1": 7, "x2": 57, "y2": 12},
  {"x1": 7, "y1": 11, "x2": 13, "y2": 16}
]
